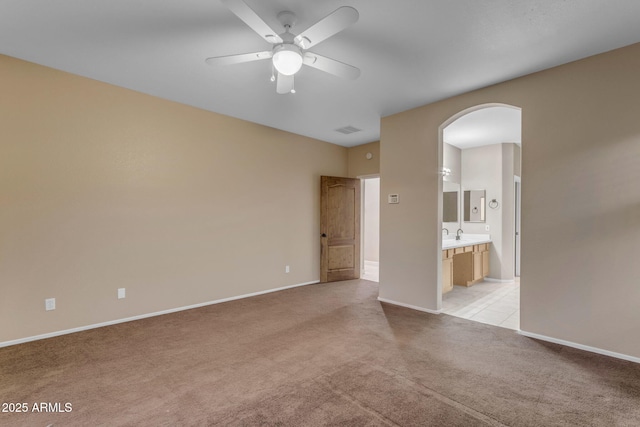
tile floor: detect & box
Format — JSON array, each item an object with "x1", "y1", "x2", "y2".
[
  {"x1": 362, "y1": 260, "x2": 519, "y2": 330},
  {"x1": 442, "y1": 279, "x2": 520, "y2": 330}
]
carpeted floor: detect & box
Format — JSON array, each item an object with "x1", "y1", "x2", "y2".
[{"x1": 1, "y1": 279, "x2": 639, "y2": 426}]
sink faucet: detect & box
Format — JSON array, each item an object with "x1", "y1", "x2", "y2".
[
  {"x1": 442, "y1": 228, "x2": 449, "y2": 235},
  {"x1": 456, "y1": 229, "x2": 463, "y2": 240}
]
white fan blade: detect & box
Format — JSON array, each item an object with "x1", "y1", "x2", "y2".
[
  {"x1": 276, "y1": 73, "x2": 294, "y2": 94},
  {"x1": 303, "y1": 52, "x2": 360, "y2": 80},
  {"x1": 220, "y1": 0, "x2": 283, "y2": 44},
  {"x1": 294, "y1": 7, "x2": 358, "y2": 49},
  {"x1": 206, "y1": 51, "x2": 272, "y2": 66}
]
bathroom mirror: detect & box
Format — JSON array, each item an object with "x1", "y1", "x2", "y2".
[
  {"x1": 464, "y1": 190, "x2": 486, "y2": 222},
  {"x1": 443, "y1": 182, "x2": 460, "y2": 225}
]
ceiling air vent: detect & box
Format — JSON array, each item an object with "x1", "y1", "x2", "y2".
[{"x1": 335, "y1": 125, "x2": 362, "y2": 135}]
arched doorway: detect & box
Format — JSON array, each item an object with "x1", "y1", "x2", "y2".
[{"x1": 438, "y1": 104, "x2": 522, "y2": 329}]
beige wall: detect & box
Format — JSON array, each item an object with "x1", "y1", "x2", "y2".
[
  {"x1": 347, "y1": 141, "x2": 380, "y2": 177},
  {"x1": 380, "y1": 43, "x2": 640, "y2": 358},
  {"x1": 0, "y1": 55, "x2": 347, "y2": 343}
]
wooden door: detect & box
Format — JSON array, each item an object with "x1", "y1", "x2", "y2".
[{"x1": 320, "y1": 176, "x2": 361, "y2": 283}]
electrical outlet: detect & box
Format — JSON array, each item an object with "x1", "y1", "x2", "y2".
[
  {"x1": 285, "y1": 265, "x2": 290, "y2": 273},
  {"x1": 45, "y1": 298, "x2": 56, "y2": 311},
  {"x1": 117, "y1": 288, "x2": 126, "y2": 299}
]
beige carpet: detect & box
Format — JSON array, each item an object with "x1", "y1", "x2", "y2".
[{"x1": 1, "y1": 279, "x2": 639, "y2": 426}]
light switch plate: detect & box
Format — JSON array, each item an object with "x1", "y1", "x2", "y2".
[{"x1": 388, "y1": 194, "x2": 399, "y2": 204}]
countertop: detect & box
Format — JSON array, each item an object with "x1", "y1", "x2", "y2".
[{"x1": 442, "y1": 233, "x2": 492, "y2": 250}]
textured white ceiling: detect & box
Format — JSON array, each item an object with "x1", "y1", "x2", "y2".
[{"x1": 2, "y1": 0, "x2": 640, "y2": 147}]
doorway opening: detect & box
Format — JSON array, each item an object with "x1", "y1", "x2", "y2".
[
  {"x1": 438, "y1": 104, "x2": 522, "y2": 330},
  {"x1": 361, "y1": 176, "x2": 380, "y2": 282},
  {"x1": 514, "y1": 176, "x2": 521, "y2": 277}
]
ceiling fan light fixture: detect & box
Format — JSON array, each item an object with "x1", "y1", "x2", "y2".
[{"x1": 272, "y1": 44, "x2": 303, "y2": 76}]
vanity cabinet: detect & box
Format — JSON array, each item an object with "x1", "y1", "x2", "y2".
[
  {"x1": 442, "y1": 249, "x2": 454, "y2": 294},
  {"x1": 473, "y1": 251, "x2": 483, "y2": 282},
  {"x1": 482, "y1": 249, "x2": 489, "y2": 279},
  {"x1": 442, "y1": 243, "x2": 490, "y2": 292}
]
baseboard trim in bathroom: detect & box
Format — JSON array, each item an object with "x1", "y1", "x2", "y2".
[
  {"x1": 518, "y1": 330, "x2": 640, "y2": 364},
  {"x1": 484, "y1": 277, "x2": 516, "y2": 283}
]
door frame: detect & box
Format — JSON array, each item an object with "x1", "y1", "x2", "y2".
[
  {"x1": 437, "y1": 103, "x2": 522, "y2": 310},
  {"x1": 359, "y1": 174, "x2": 380, "y2": 279},
  {"x1": 320, "y1": 176, "x2": 362, "y2": 282},
  {"x1": 514, "y1": 175, "x2": 522, "y2": 277}
]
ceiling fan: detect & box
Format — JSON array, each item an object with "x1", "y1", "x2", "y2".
[{"x1": 206, "y1": 0, "x2": 360, "y2": 94}]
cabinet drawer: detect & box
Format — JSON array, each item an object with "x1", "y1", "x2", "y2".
[
  {"x1": 454, "y1": 246, "x2": 473, "y2": 254},
  {"x1": 474, "y1": 244, "x2": 489, "y2": 252}
]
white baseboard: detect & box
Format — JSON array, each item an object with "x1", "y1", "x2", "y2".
[
  {"x1": 518, "y1": 330, "x2": 640, "y2": 364},
  {"x1": 0, "y1": 280, "x2": 319, "y2": 349},
  {"x1": 484, "y1": 277, "x2": 516, "y2": 283},
  {"x1": 377, "y1": 297, "x2": 441, "y2": 314}
]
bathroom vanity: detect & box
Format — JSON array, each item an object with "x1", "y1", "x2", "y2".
[{"x1": 442, "y1": 234, "x2": 491, "y2": 294}]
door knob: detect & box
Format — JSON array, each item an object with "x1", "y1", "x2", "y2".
[{"x1": 321, "y1": 233, "x2": 327, "y2": 237}]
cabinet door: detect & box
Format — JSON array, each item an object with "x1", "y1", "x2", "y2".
[
  {"x1": 442, "y1": 258, "x2": 454, "y2": 294},
  {"x1": 473, "y1": 252, "x2": 483, "y2": 281},
  {"x1": 482, "y1": 250, "x2": 489, "y2": 277}
]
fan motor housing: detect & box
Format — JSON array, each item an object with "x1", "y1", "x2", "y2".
[{"x1": 277, "y1": 11, "x2": 297, "y2": 29}]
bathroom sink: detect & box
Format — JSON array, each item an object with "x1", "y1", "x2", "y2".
[{"x1": 442, "y1": 234, "x2": 491, "y2": 249}]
